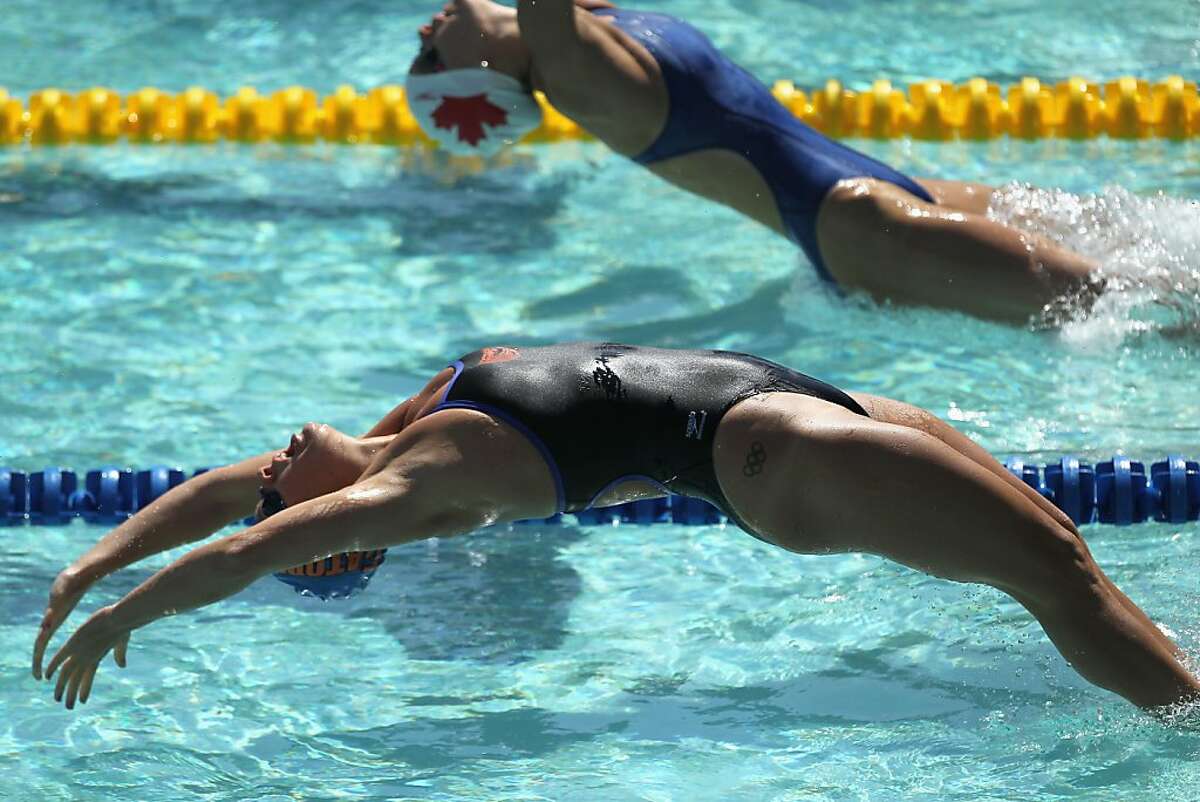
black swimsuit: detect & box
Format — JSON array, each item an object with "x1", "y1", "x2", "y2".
[{"x1": 429, "y1": 343, "x2": 867, "y2": 529}]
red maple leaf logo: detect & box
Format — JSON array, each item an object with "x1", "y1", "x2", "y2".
[{"x1": 430, "y1": 94, "x2": 509, "y2": 146}]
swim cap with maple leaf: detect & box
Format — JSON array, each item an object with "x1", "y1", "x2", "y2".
[{"x1": 431, "y1": 94, "x2": 509, "y2": 146}]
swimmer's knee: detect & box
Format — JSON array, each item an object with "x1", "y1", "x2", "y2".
[
  {"x1": 1001, "y1": 528, "x2": 1102, "y2": 611},
  {"x1": 825, "y1": 178, "x2": 923, "y2": 218},
  {"x1": 822, "y1": 178, "x2": 893, "y2": 224},
  {"x1": 817, "y1": 179, "x2": 927, "y2": 278}
]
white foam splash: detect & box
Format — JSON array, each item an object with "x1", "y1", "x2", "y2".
[{"x1": 987, "y1": 182, "x2": 1200, "y2": 343}]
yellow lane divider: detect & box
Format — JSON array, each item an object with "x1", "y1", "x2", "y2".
[{"x1": 0, "y1": 77, "x2": 1196, "y2": 146}]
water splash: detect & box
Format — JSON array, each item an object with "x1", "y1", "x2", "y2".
[{"x1": 988, "y1": 182, "x2": 1200, "y2": 343}]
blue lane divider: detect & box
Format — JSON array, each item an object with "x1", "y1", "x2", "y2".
[
  {"x1": 1002, "y1": 455, "x2": 1200, "y2": 526},
  {"x1": 2, "y1": 456, "x2": 1199, "y2": 528}
]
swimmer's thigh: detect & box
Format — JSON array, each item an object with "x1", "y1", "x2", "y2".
[
  {"x1": 848, "y1": 392, "x2": 1081, "y2": 534},
  {"x1": 914, "y1": 178, "x2": 997, "y2": 216},
  {"x1": 814, "y1": 178, "x2": 1098, "y2": 321},
  {"x1": 712, "y1": 392, "x2": 1086, "y2": 597}
]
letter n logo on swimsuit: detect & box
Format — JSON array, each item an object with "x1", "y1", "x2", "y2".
[{"x1": 685, "y1": 410, "x2": 708, "y2": 440}]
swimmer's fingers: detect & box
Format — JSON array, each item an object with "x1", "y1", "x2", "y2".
[
  {"x1": 78, "y1": 663, "x2": 99, "y2": 705},
  {"x1": 44, "y1": 635, "x2": 74, "y2": 682},
  {"x1": 33, "y1": 606, "x2": 72, "y2": 681},
  {"x1": 65, "y1": 660, "x2": 87, "y2": 710},
  {"x1": 53, "y1": 656, "x2": 73, "y2": 703},
  {"x1": 64, "y1": 654, "x2": 105, "y2": 710},
  {"x1": 45, "y1": 605, "x2": 108, "y2": 680},
  {"x1": 50, "y1": 645, "x2": 112, "y2": 710},
  {"x1": 32, "y1": 572, "x2": 90, "y2": 680},
  {"x1": 54, "y1": 654, "x2": 100, "y2": 710},
  {"x1": 32, "y1": 611, "x2": 58, "y2": 681},
  {"x1": 45, "y1": 606, "x2": 125, "y2": 709},
  {"x1": 45, "y1": 643, "x2": 69, "y2": 682},
  {"x1": 113, "y1": 632, "x2": 129, "y2": 669}
]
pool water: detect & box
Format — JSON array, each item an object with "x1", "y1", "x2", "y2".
[{"x1": 3, "y1": 1, "x2": 1200, "y2": 799}]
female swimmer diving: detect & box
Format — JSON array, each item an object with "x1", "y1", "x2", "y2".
[
  {"x1": 34, "y1": 343, "x2": 1199, "y2": 712},
  {"x1": 403, "y1": 0, "x2": 1101, "y2": 323}
]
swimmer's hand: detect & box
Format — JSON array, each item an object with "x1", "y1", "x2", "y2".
[
  {"x1": 43, "y1": 605, "x2": 130, "y2": 710},
  {"x1": 32, "y1": 568, "x2": 127, "y2": 681}
]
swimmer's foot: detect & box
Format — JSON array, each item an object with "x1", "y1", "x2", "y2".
[{"x1": 1032, "y1": 274, "x2": 1108, "y2": 329}]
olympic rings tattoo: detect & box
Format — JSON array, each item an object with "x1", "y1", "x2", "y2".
[{"x1": 743, "y1": 441, "x2": 767, "y2": 477}]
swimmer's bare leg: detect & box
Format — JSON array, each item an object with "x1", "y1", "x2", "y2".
[
  {"x1": 815, "y1": 177, "x2": 1100, "y2": 323},
  {"x1": 848, "y1": 392, "x2": 1080, "y2": 532},
  {"x1": 848, "y1": 392, "x2": 1192, "y2": 662},
  {"x1": 715, "y1": 393, "x2": 1200, "y2": 710},
  {"x1": 915, "y1": 178, "x2": 997, "y2": 216}
]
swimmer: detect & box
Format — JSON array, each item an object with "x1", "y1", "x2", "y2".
[
  {"x1": 404, "y1": 0, "x2": 1102, "y2": 323},
  {"x1": 34, "y1": 343, "x2": 1199, "y2": 711}
]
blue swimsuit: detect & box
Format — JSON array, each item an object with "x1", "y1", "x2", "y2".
[{"x1": 594, "y1": 9, "x2": 935, "y2": 281}]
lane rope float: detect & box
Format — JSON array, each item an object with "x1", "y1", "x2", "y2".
[
  {"x1": 3, "y1": 455, "x2": 1198, "y2": 529},
  {"x1": 1, "y1": 76, "x2": 1197, "y2": 147},
  {"x1": 5, "y1": 457, "x2": 1195, "y2": 601}
]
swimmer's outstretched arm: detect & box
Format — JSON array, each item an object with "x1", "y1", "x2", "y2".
[
  {"x1": 42, "y1": 409, "x2": 556, "y2": 708},
  {"x1": 33, "y1": 370, "x2": 458, "y2": 680},
  {"x1": 32, "y1": 451, "x2": 274, "y2": 680},
  {"x1": 41, "y1": 477, "x2": 449, "y2": 708}
]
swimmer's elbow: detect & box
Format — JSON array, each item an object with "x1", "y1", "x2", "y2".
[
  {"x1": 358, "y1": 490, "x2": 496, "y2": 548},
  {"x1": 221, "y1": 480, "x2": 500, "y2": 575},
  {"x1": 219, "y1": 531, "x2": 280, "y2": 582}
]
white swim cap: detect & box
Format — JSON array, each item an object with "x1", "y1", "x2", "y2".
[{"x1": 405, "y1": 68, "x2": 542, "y2": 155}]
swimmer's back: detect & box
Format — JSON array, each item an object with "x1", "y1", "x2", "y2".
[{"x1": 592, "y1": 8, "x2": 934, "y2": 279}]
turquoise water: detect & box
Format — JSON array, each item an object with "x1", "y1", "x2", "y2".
[{"x1": 3, "y1": 1, "x2": 1200, "y2": 800}]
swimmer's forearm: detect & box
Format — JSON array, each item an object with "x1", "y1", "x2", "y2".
[
  {"x1": 102, "y1": 508, "x2": 330, "y2": 634},
  {"x1": 109, "y1": 476, "x2": 484, "y2": 632},
  {"x1": 104, "y1": 538, "x2": 258, "y2": 633},
  {"x1": 361, "y1": 399, "x2": 415, "y2": 438},
  {"x1": 518, "y1": 0, "x2": 579, "y2": 44},
  {"x1": 67, "y1": 454, "x2": 269, "y2": 585}
]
